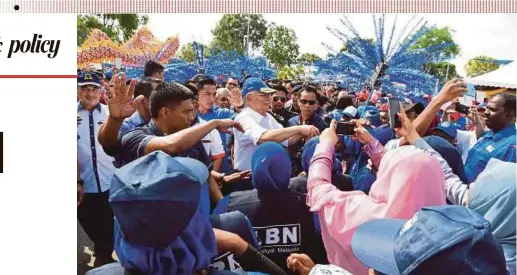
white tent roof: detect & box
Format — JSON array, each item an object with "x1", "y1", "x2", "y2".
[{"x1": 468, "y1": 62, "x2": 517, "y2": 89}]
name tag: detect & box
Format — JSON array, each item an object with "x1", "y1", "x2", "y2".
[
  {"x1": 202, "y1": 139, "x2": 211, "y2": 143},
  {"x1": 485, "y1": 145, "x2": 495, "y2": 153}
]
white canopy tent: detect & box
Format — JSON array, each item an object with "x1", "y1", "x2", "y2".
[{"x1": 467, "y1": 61, "x2": 517, "y2": 89}]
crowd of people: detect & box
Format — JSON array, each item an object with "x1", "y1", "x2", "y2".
[{"x1": 77, "y1": 60, "x2": 516, "y2": 275}]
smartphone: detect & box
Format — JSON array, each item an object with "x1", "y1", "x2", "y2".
[
  {"x1": 115, "y1": 58, "x2": 122, "y2": 69},
  {"x1": 455, "y1": 103, "x2": 470, "y2": 115},
  {"x1": 336, "y1": 122, "x2": 357, "y2": 136},
  {"x1": 387, "y1": 97, "x2": 402, "y2": 128},
  {"x1": 466, "y1": 83, "x2": 476, "y2": 97}
]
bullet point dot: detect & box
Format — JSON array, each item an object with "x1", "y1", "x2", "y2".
[{"x1": 14, "y1": 5, "x2": 19, "y2": 10}]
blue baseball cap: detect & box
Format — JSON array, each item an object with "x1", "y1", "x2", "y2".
[
  {"x1": 78, "y1": 71, "x2": 102, "y2": 87},
  {"x1": 109, "y1": 151, "x2": 206, "y2": 247},
  {"x1": 352, "y1": 205, "x2": 507, "y2": 275},
  {"x1": 242, "y1": 77, "x2": 276, "y2": 98},
  {"x1": 433, "y1": 121, "x2": 458, "y2": 139},
  {"x1": 342, "y1": 106, "x2": 358, "y2": 118}
]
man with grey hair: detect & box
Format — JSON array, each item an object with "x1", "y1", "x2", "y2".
[
  {"x1": 233, "y1": 77, "x2": 319, "y2": 175},
  {"x1": 215, "y1": 87, "x2": 231, "y2": 109}
]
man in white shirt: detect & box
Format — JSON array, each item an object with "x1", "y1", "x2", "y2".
[
  {"x1": 233, "y1": 77, "x2": 320, "y2": 172},
  {"x1": 77, "y1": 72, "x2": 117, "y2": 267},
  {"x1": 196, "y1": 117, "x2": 226, "y2": 171}
]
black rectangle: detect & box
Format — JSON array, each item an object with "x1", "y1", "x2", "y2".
[
  {"x1": 336, "y1": 122, "x2": 356, "y2": 136},
  {"x1": 388, "y1": 98, "x2": 402, "y2": 128},
  {"x1": 0, "y1": 132, "x2": 3, "y2": 173}
]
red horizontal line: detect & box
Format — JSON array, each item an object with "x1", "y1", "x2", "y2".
[{"x1": 0, "y1": 75, "x2": 77, "y2": 79}]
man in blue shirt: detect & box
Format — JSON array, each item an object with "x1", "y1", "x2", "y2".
[
  {"x1": 193, "y1": 74, "x2": 240, "y2": 173},
  {"x1": 119, "y1": 82, "x2": 243, "y2": 207},
  {"x1": 288, "y1": 85, "x2": 328, "y2": 176},
  {"x1": 77, "y1": 72, "x2": 117, "y2": 267},
  {"x1": 464, "y1": 92, "x2": 516, "y2": 183}
]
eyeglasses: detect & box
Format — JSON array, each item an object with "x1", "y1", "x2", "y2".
[
  {"x1": 80, "y1": 86, "x2": 100, "y2": 93},
  {"x1": 219, "y1": 97, "x2": 230, "y2": 102},
  {"x1": 299, "y1": 99, "x2": 317, "y2": 105},
  {"x1": 273, "y1": 96, "x2": 287, "y2": 103}
]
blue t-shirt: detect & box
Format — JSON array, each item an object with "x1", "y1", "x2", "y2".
[{"x1": 464, "y1": 124, "x2": 516, "y2": 183}]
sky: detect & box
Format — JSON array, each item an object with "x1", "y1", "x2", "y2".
[{"x1": 144, "y1": 13, "x2": 517, "y2": 76}]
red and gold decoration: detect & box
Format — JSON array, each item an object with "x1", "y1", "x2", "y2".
[{"x1": 77, "y1": 27, "x2": 180, "y2": 68}]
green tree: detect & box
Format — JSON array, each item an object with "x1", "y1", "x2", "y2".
[
  {"x1": 278, "y1": 65, "x2": 305, "y2": 80},
  {"x1": 340, "y1": 38, "x2": 375, "y2": 53},
  {"x1": 424, "y1": 62, "x2": 457, "y2": 82},
  {"x1": 465, "y1": 55, "x2": 500, "y2": 77},
  {"x1": 211, "y1": 14, "x2": 268, "y2": 53},
  {"x1": 412, "y1": 27, "x2": 461, "y2": 83},
  {"x1": 77, "y1": 14, "x2": 149, "y2": 46},
  {"x1": 412, "y1": 27, "x2": 460, "y2": 59},
  {"x1": 177, "y1": 42, "x2": 210, "y2": 63},
  {"x1": 263, "y1": 24, "x2": 300, "y2": 69},
  {"x1": 298, "y1": 53, "x2": 320, "y2": 64}
]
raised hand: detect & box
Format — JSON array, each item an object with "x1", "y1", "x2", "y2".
[
  {"x1": 103, "y1": 73, "x2": 138, "y2": 120},
  {"x1": 396, "y1": 103, "x2": 420, "y2": 143},
  {"x1": 435, "y1": 78, "x2": 467, "y2": 104},
  {"x1": 351, "y1": 119, "x2": 373, "y2": 145},
  {"x1": 319, "y1": 120, "x2": 338, "y2": 145},
  {"x1": 229, "y1": 86, "x2": 244, "y2": 108}
]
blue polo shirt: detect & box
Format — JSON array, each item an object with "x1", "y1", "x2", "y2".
[
  {"x1": 119, "y1": 111, "x2": 147, "y2": 137},
  {"x1": 288, "y1": 113, "x2": 328, "y2": 133},
  {"x1": 119, "y1": 120, "x2": 213, "y2": 216},
  {"x1": 198, "y1": 106, "x2": 235, "y2": 173},
  {"x1": 464, "y1": 124, "x2": 516, "y2": 183}
]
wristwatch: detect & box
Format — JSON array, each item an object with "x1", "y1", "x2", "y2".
[
  {"x1": 218, "y1": 173, "x2": 227, "y2": 183},
  {"x1": 77, "y1": 179, "x2": 84, "y2": 186}
]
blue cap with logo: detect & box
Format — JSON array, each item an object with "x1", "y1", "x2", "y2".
[
  {"x1": 242, "y1": 77, "x2": 276, "y2": 98},
  {"x1": 78, "y1": 71, "x2": 102, "y2": 88},
  {"x1": 352, "y1": 205, "x2": 507, "y2": 275},
  {"x1": 109, "y1": 151, "x2": 205, "y2": 247},
  {"x1": 433, "y1": 121, "x2": 458, "y2": 139}
]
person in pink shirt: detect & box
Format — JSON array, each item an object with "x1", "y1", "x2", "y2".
[{"x1": 302, "y1": 106, "x2": 447, "y2": 275}]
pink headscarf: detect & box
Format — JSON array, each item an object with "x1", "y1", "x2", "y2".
[{"x1": 307, "y1": 145, "x2": 446, "y2": 275}]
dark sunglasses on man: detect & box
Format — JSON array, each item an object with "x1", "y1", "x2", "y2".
[
  {"x1": 272, "y1": 96, "x2": 287, "y2": 103},
  {"x1": 299, "y1": 99, "x2": 317, "y2": 105}
]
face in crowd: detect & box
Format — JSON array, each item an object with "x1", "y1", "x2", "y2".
[
  {"x1": 379, "y1": 111, "x2": 389, "y2": 125},
  {"x1": 271, "y1": 90, "x2": 288, "y2": 112},
  {"x1": 406, "y1": 108, "x2": 418, "y2": 122},
  {"x1": 77, "y1": 85, "x2": 101, "y2": 110},
  {"x1": 215, "y1": 88, "x2": 231, "y2": 109},
  {"x1": 484, "y1": 93, "x2": 516, "y2": 132},
  {"x1": 247, "y1": 91, "x2": 272, "y2": 116},
  {"x1": 298, "y1": 88, "x2": 319, "y2": 119},
  {"x1": 286, "y1": 82, "x2": 293, "y2": 98},
  {"x1": 226, "y1": 78, "x2": 239, "y2": 90},
  {"x1": 197, "y1": 81, "x2": 217, "y2": 111},
  {"x1": 150, "y1": 82, "x2": 196, "y2": 134}
]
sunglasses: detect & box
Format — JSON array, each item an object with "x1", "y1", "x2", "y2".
[
  {"x1": 273, "y1": 96, "x2": 287, "y2": 103},
  {"x1": 299, "y1": 99, "x2": 317, "y2": 105}
]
